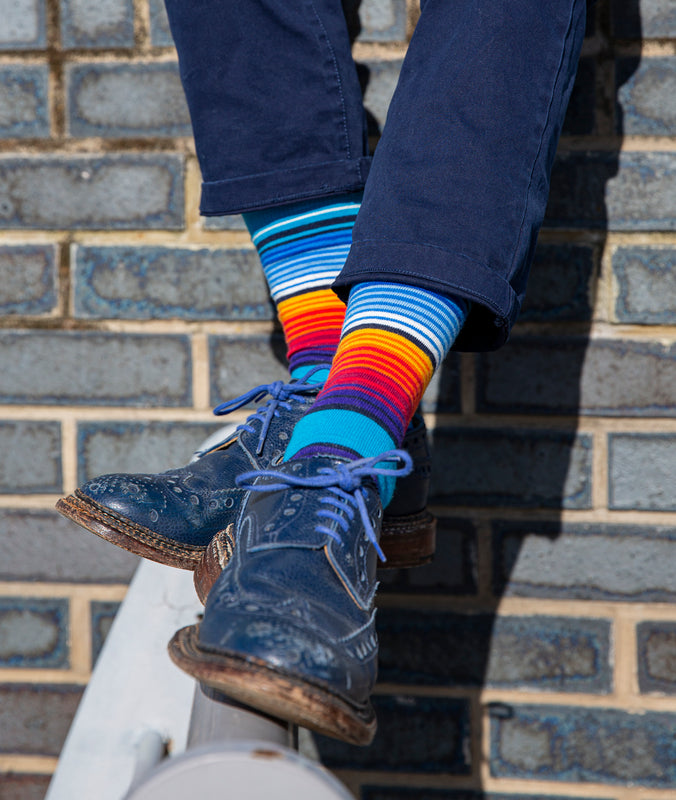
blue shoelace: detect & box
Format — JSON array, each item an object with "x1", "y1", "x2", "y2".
[
  {"x1": 235, "y1": 450, "x2": 413, "y2": 561},
  {"x1": 211, "y1": 365, "x2": 330, "y2": 456}
]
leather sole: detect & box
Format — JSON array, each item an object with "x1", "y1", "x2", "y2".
[
  {"x1": 55, "y1": 491, "x2": 205, "y2": 570},
  {"x1": 168, "y1": 624, "x2": 376, "y2": 746},
  {"x1": 56, "y1": 491, "x2": 436, "y2": 576}
]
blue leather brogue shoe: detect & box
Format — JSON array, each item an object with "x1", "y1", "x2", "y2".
[
  {"x1": 193, "y1": 412, "x2": 435, "y2": 601},
  {"x1": 55, "y1": 372, "x2": 328, "y2": 569},
  {"x1": 56, "y1": 365, "x2": 435, "y2": 571},
  {"x1": 168, "y1": 451, "x2": 413, "y2": 745}
]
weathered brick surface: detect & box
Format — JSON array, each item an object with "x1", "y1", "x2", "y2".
[
  {"x1": 0, "y1": 245, "x2": 57, "y2": 314},
  {"x1": 420, "y1": 354, "x2": 461, "y2": 413},
  {"x1": 77, "y1": 421, "x2": 224, "y2": 483},
  {"x1": 73, "y1": 245, "x2": 272, "y2": 320},
  {"x1": 0, "y1": 3, "x2": 674, "y2": 796},
  {"x1": 91, "y1": 601, "x2": 120, "y2": 665},
  {"x1": 378, "y1": 517, "x2": 478, "y2": 595},
  {"x1": 0, "y1": 0, "x2": 46, "y2": 49},
  {"x1": 617, "y1": 57, "x2": 676, "y2": 136},
  {"x1": 562, "y1": 58, "x2": 596, "y2": 136},
  {"x1": 148, "y1": 0, "x2": 173, "y2": 46},
  {"x1": 61, "y1": 0, "x2": 134, "y2": 48},
  {"x1": 613, "y1": 246, "x2": 676, "y2": 324},
  {"x1": 377, "y1": 611, "x2": 611, "y2": 692},
  {"x1": 0, "y1": 156, "x2": 184, "y2": 230},
  {"x1": 490, "y1": 704, "x2": 676, "y2": 786},
  {"x1": 355, "y1": 0, "x2": 407, "y2": 42},
  {"x1": 316, "y1": 696, "x2": 471, "y2": 774},
  {"x1": 546, "y1": 152, "x2": 676, "y2": 230},
  {"x1": 0, "y1": 509, "x2": 138, "y2": 583},
  {"x1": 609, "y1": 433, "x2": 676, "y2": 511},
  {"x1": 611, "y1": 0, "x2": 676, "y2": 38},
  {"x1": 0, "y1": 66, "x2": 49, "y2": 138},
  {"x1": 0, "y1": 422, "x2": 61, "y2": 494},
  {"x1": 0, "y1": 774, "x2": 51, "y2": 800},
  {"x1": 209, "y1": 334, "x2": 290, "y2": 403},
  {"x1": 477, "y1": 338, "x2": 676, "y2": 416},
  {"x1": 0, "y1": 331, "x2": 191, "y2": 406},
  {"x1": 637, "y1": 621, "x2": 676, "y2": 694},
  {"x1": 518, "y1": 244, "x2": 594, "y2": 323},
  {"x1": 67, "y1": 63, "x2": 191, "y2": 138},
  {"x1": 493, "y1": 521, "x2": 676, "y2": 602},
  {"x1": 429, "y1": 428, "x2": 593, "y2": 509},
  {"x1": 0, "y1": 598, "x2": 69, "y2": 669},
  {"x1": 362, "y1": 59, "x2": 403, "y2": 133},
  {"x1": 0, "y1": 684, "x2": 83, "y2": 755}
]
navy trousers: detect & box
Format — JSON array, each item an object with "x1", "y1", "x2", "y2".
[{"x1": 164, "y1": 0, "x2": 587, "y2": 350}]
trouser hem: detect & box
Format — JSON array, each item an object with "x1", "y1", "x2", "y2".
[
  {"x1": 200, "y1": 156, "x2": 372, "y2": 216},
  {"x1": 333, "y1": 240, "x2": 520, "y2": 352}
]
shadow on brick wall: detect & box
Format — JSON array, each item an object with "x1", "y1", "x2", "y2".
[{"x1": 315, "y1": 1, "x2": 653, "y2": 794}]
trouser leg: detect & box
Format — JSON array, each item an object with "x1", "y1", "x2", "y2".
[
  {"x1": 334, "y1": 0, "x2": 588, "y2": 351},
  {"x1": 163, "y1": 0, "x2": 370, "y2": 214}
]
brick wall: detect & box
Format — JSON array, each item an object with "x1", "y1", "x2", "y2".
[{"x1": 1, "y1": 1, "x2": 675, "y2": 798}]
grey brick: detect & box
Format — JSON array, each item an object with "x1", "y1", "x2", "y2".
[
  {"x1": 209, "y1": 334, "x2": 289, "y2": 403},
  {"x1": 546, "y1": 152, "x2": 676, "y2": 231},
  {"x1": 0, "y1": 66, "x2": 49, "y2": 138},
  {"x1": 637, "y1": 622, "x2": 676, "y2": 694},
  {"x1": 0, "y1": 422, "x2": 61, "y2": 494},
  {"x1": 362, "y1": 59, "x2": 403, "y2": 133},
  {"x1": 0, "y1": 331, "x2": 191, "y2": 406},
  {"x1": 378, "y1": 517, "x2": 478, "y2": 595},
  {"x1": 493, "y1": 521, "x2": 676, "y2": 602},
  {"x1": 478, "y1": 338, "x2": 676, "y2": 416},
  {"x1": 0, "y1": 155, "x2": 184, "y2": 230},
  {"x1": 519, "y1": 244, "x2": 594, "y2": 322},
  {"x1": 609, "y1": 434, "x2": 676, "y2": 511},
  {"x1": 0, "y1": 0, "x2": 46, "y2": 49},
  {"x1": 0, "y1": 684, "x2": 82, "y2": 755},
  {"x1": 357, "y1": 0, "x2": 407, "y2": 42},
  {"x1": 316, "y1": 696, "x2": 471, "y2": 773},
  {"x1": 77, "y1": 421, "x2": 225, "y2": 483},
  {"x1": 0, "y1": 508, "x2": 138, "y2": 583},
  {"x1": 377, "y1": 611, "x2": 611, "y2": 693},
  {"x1": 0, "y1": 597, "x2": 69, "y2": 668},
  {"x1": 202, "y1": 215, "x2": 247, "y2": 231},
  {"x1": 429, "y1": 428, "x2": 592, "y2": 509},
  {"x1": 420, "y1": 354, "x2": 461, "y2": 413},
  {"x1": 613, "y1": 246, "x2": 676, "y2": 324},
  {"x1": 149, "y1": 0, "x2": 173, "y2": 46},
  {"x1": 562, "y1": 58, "x2": 596, "y2": 136},
  {"x1": 67, "y1": 63, "x2": 191, "y2": 138},
  {"x1": 61, "y1": 0, "x2": 134, "y2": 48},
  {"x1": 91, "y1": 601, "x2": 120, "y2": 665},
  {"x1": 0, "y1": 774, "x2": 51, "y2": 800},
  {"x1": 73, "y1": 245, "x2": 273, "y2": 320},
  {"x1": 617, "y1": 58, "x2": 676, "y2": 136},
  {"x1": 490, "y1": 704, "x2": 676, "y2": 786},
  {"x1": 611, "y1": 0, "x2": 676, "y2": 38},
  {"x1": 0, "y1": 245, "x2": 57, "y2": 315}
]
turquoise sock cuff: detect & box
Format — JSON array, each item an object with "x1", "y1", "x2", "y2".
[{"x1": 284, "y1": 408, "x2": 398, "y2": 506}]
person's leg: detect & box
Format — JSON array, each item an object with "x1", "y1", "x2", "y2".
[
  {"x1": 163, "y1": 0, "x2": 370, "y2": 214},
  {"x1": 56, "y1": 0, "x2": 435, "y2": 572},
  {"x1": 172, "y1": 0, "x2": 589, "y2": 745}
]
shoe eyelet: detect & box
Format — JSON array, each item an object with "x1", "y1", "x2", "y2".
[{"x1": 224, "y1": 497, "x2": 234, "y2": 508}]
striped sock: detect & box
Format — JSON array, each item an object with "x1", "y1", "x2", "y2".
[
  {"x1": 243, "y1": 194, "x2": 361, "y2": 382},
  {"x1": 284, "y1": 282, "x2": 469, "y2": 503}
]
